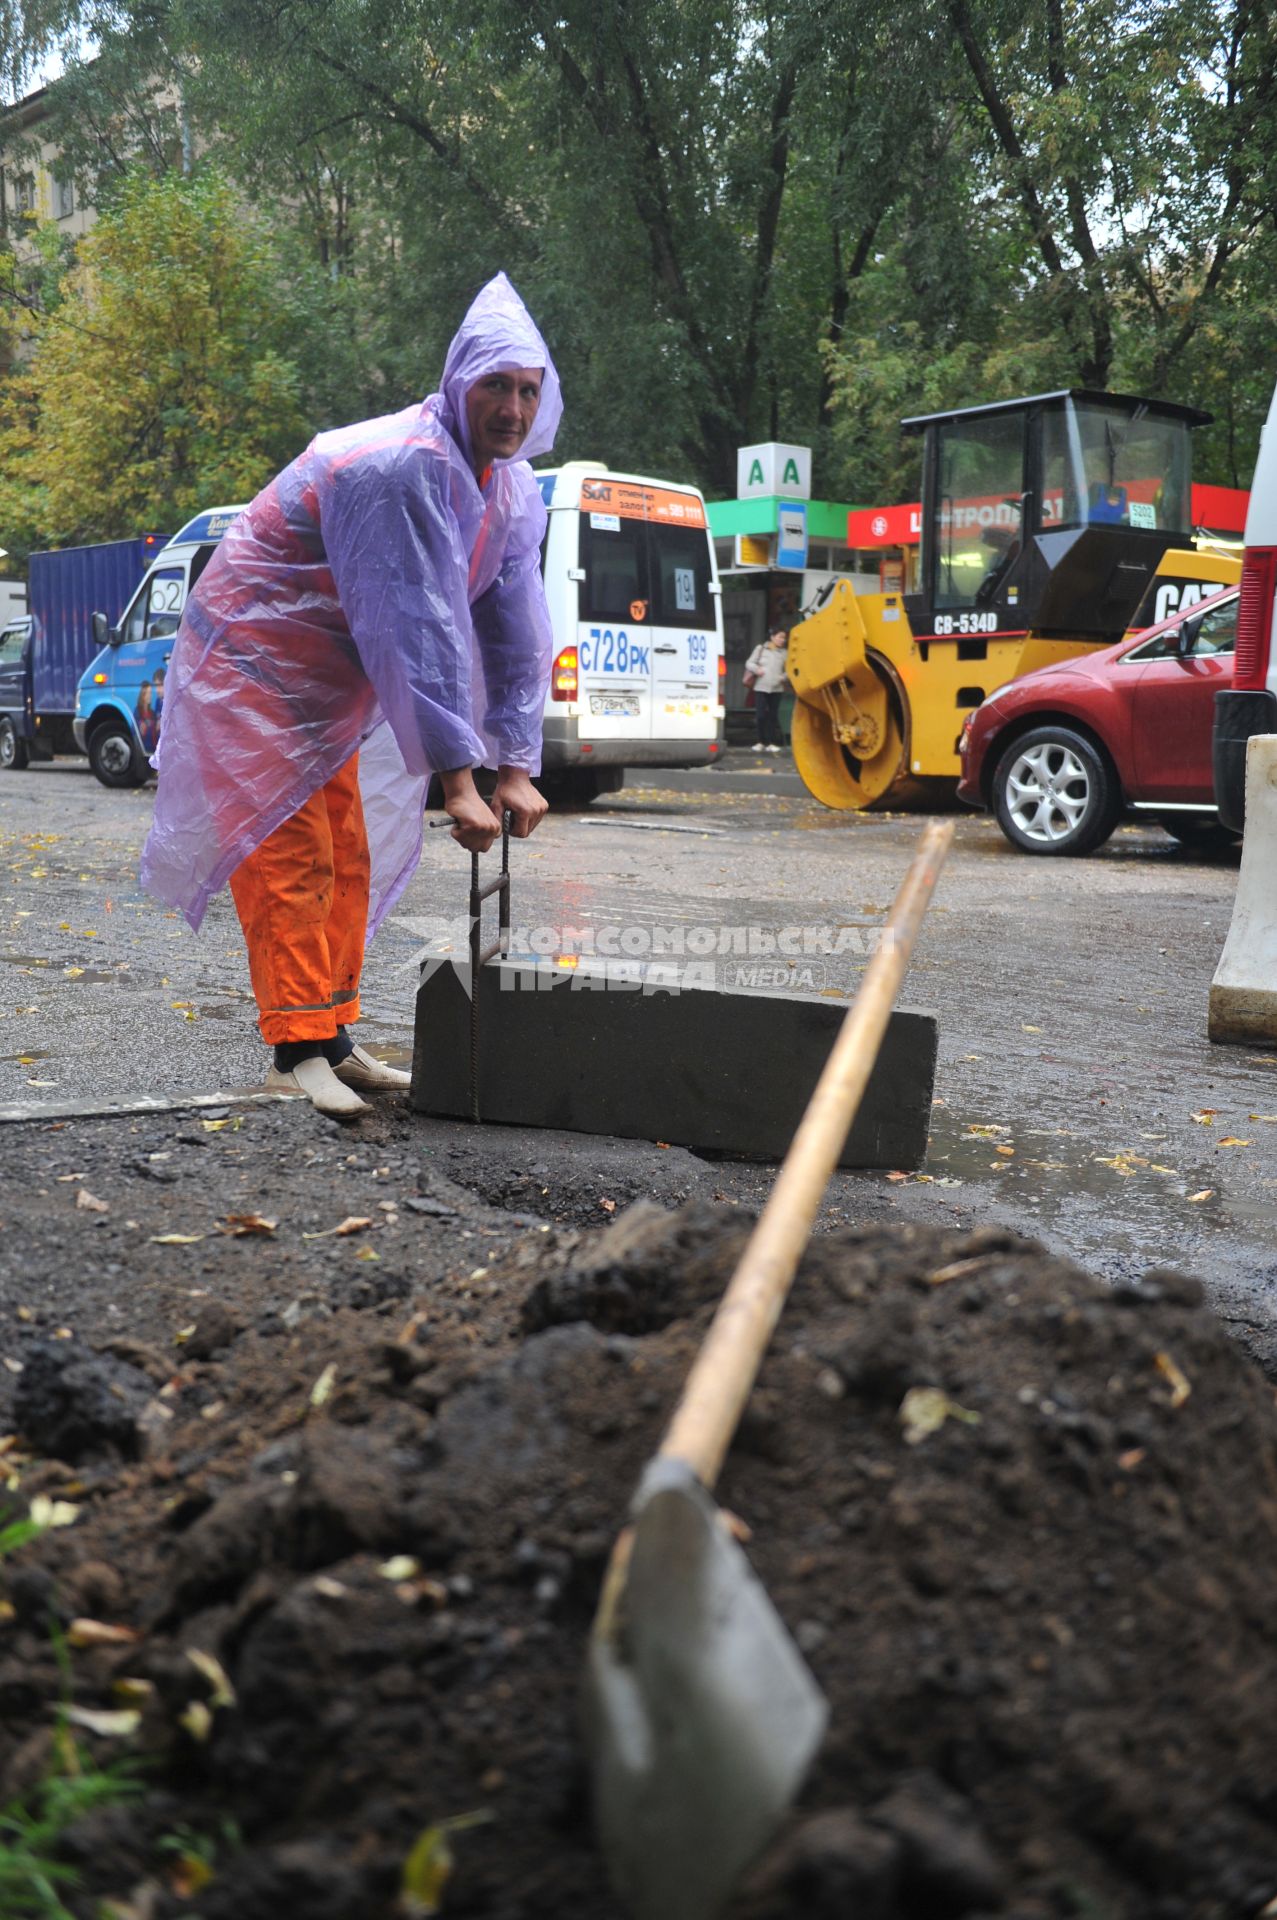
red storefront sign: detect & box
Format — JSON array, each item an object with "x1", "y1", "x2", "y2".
[
  {"x1": 848, "y1": 484, "x2": 1249, "y2": 548},
  {"x1": 1190, "y1": 483, "x2": 1249, "y2": 535},
  {"x1": 847, "y1": 503, "x2": 922, "y2": 546}
]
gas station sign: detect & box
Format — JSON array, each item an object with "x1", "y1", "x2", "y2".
[{"x1": 737, "y1": 443, "x2": 812, "y2": 500}]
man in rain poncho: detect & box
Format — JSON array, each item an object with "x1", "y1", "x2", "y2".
[{"x1": 140, "y1": 273, "x2": 562, "y2": 1116}]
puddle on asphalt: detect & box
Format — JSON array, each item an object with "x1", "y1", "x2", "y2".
[
  {"x1": 923, "y1": 1111, "x2": 1276, "y2": 1264},
  {"x1": 367, "y1": 1043, "x2": 412, "y2": 1070},
  {"x1": 2, "y1": 955, "x2": 139, "y2": 986}
]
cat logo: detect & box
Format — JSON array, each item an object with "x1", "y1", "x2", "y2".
[{"x1": 1151, "y1": 579, "x2": 1218, "y2": 625}]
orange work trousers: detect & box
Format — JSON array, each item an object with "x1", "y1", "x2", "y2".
[{"x1": 229, "y1": 753, "x2": 369, "y2": 1046}]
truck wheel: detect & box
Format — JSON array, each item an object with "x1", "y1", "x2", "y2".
[
  {"x1": 0, "y1": 719, "x2": 29, "y2": 771},
  {"x1": 88, "y1": 720, "x2": 145, "y2": 789},
  {"x1": 992, "y1": 725, "x2": 1121, "y2": 855}
]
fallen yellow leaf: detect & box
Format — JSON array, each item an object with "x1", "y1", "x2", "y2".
[
  {"x1": 1155, "y1": 1351, "x2": 1191, "y2": 1408},
  {"x1": 310, "y1": 1363, "x2": 337, "y2": 1407},
  {"x1": 28, "y1": 1495, "x2": 78, "y2": 1530},
  {"x1": 68, "y1": 1619, "x2": 141, "y2": 1650},
  {"x1": 1216, "y1": 1137, "x2": 1250, "y2": 1148},
  {"x1": 401, "y1": 1813, "x2": 494, "y2": 1919},
  {"x1": 1187, "y1": 1189, "x2": 1214, "y2": 1203},
  {"x1": 379, "y1": 1555, "x2": 420, "y2": 1581},
  {"x1": 64, "y1": 1706, "x2": 141, "y2": 1739},
  {"x1": 302, "y1": 1215, "x2": 374, "y2": 1240},
  {"x1": 151, "y1": 1233, "x2": 206, "y2": 1246},
  {"x1": 179, "y1": 1700, "x2": 213, "y2": 1743},
  {"x1": 169, "y1": 1853, "x2": 215, "y2": 1898},
  {"x1": 185, "y1": 1648, "x2": 235, "y2": 1709},
  {"x1": 899, "y1": 1385, "x2": 981, "y2": 1445}
]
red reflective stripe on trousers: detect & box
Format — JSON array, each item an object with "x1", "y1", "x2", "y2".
[{"x1": 229, "y1": 752, "x2": 369, "y2": 1045}]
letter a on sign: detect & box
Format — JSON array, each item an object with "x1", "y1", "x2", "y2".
[{"x1": 737, "y1": 442, "x2": 812, "y2": 499}]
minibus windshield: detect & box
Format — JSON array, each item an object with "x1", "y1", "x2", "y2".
[{"x1": 579, "y1": 501, "x2": 713, "y2": 628}]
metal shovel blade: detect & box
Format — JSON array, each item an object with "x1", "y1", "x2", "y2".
[{"x1": 584, "y1": 1460, "x2": 829, "y2": 1920}]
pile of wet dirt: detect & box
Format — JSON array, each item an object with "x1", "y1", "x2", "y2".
[{"x1": 1, "y1": 1102, "x2": 1276, "y2": 1919}]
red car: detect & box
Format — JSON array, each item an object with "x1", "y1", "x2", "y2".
[{"x1": 957, "y1": 586, "x2": 1239, "y2": 855}]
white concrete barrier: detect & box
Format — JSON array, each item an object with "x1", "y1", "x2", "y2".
[{"x1": 1209, "y1": 734, "x2": 1277, "y2": 1044}]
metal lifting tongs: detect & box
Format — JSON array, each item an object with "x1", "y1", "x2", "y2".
[{"x1": 467, "y1": 812, "x2": 511, "y2": 1123}]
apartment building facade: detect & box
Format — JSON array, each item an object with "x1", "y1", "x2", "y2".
[{"x1": 0, "y1": 83, "x2": 97, "y2": 246}]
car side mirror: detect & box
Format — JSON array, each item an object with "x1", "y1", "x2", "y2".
[
  {"x1": 91, "y1": 610, "x2": 114, "y2": 649},
  {"x1": 1175, "y1": 622, "x2": 1195, "y2": 659}
]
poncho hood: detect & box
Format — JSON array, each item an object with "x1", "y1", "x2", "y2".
[{"x1": 437, "y1": 272, "x2": 563, "y2": 469}]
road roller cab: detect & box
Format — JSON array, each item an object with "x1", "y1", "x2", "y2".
[{"x1": 788, "y1": 389, "x2": 1212, "y2": 810}]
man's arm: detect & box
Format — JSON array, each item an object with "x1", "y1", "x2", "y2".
[
  {"x1": 322, "y1": 451, "x2": 489, "y2": 778},
  {"x1": 470, "y1": 465, "x2": 554, "y2": 763}
]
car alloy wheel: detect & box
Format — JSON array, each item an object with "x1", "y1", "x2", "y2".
[{"x1": 991, "y1": 724, "x2": 1121, "y2": 857}]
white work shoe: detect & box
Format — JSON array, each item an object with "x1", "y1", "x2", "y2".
[
  {"x1": 750, "y1": 741, "x2": 765, "y2": 752},
  {"x1": 766, "y1": 743, "x2": 782, "y2": 753},
  {"x1": 266, "y1": 1056, "x2": 369, "y2": 1119},
  {"x1": 333, "y1": 1044, "x2": 411, "y2": 1093}
]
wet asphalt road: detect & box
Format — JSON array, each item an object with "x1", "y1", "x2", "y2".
[{"x1": 0, "y1": 753, "x2": 1273, "y2": 1345}]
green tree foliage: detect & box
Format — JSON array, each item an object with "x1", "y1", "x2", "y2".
[
  {"x1": 815, "y1": 0, "x2": 1277, "y2": 500},
  {"x1": 5, "y1": 0, "x2": 1276, "y2": 514},
  {"x1": 0, "y1": 168, "x2": 305, "y2": 554}
]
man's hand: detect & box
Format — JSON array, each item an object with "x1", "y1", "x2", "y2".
[
  {"x1": 493, "y1": 765, "x2": 549, "y2": 839},
  {"x1": 439, "y1": 767, "x2": 501, "y2": 852}
]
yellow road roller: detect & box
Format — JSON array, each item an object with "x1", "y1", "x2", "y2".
[{"x1": 788, "y1": 389, "x2": 1238, "y2": 810}]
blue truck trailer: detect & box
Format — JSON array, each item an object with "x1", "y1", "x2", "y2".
[{"x1": 0, "y1": 534, "x2": 164, "y2": 772}]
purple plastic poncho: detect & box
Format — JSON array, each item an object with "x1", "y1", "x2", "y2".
[{"x1": 140, "y1": 272, "x2": 563, "y2": 934}]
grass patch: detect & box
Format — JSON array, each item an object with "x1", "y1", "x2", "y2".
[{"x1": 0, "y1": 1748, "x2": 143, "y2": 1919}]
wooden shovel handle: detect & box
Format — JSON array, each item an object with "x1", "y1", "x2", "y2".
[{"x1": 659, "y1": 818, "x2": 954, "y2": 1491}]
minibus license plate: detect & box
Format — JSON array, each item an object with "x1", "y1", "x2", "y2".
[{"x1": 590, "y1": 692, "x2": 640, "y2": 717}]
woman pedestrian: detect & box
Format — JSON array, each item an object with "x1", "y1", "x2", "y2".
[{"x1": 744, "y1": 627, "x2": 789, "y2": 752}]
